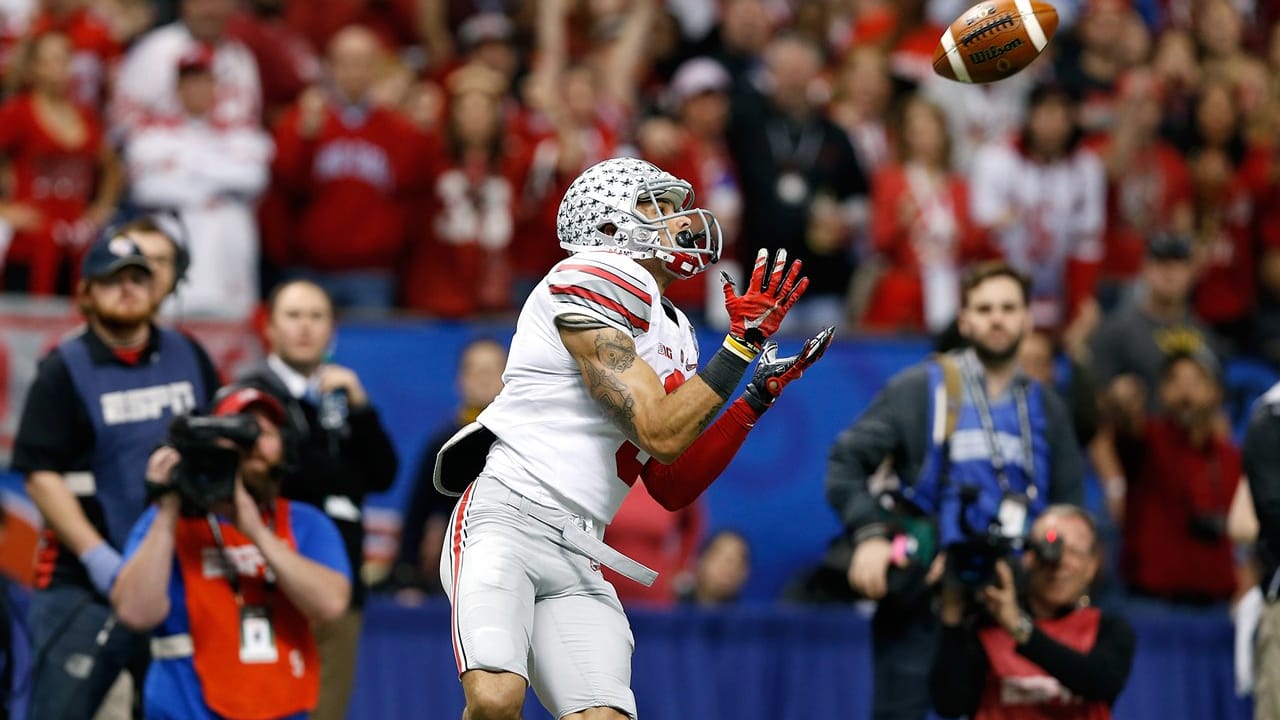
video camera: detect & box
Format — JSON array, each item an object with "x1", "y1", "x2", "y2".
[
  {"x1": 947, "y1": 487, "x2": 1063, "y2": 589},
  {"x1": 165, "y1": 414, "x2": 260, "y2": 513}
]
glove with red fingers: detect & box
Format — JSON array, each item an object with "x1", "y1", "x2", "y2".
[
  {"x1": 720, "y1": 248, "x2": 810, "y2": 359},
  {"x1": 742, "y1": 326, "x2": 835, "y2": 414}
]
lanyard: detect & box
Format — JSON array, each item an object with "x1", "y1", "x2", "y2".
[
  {"x1": 765, "y1": 119, "x2": 823, "y2": 171},
  {"x1": 959, "y1": 351, "x2": 1036, "y2": 500},
  {"x1": 206, "y1": 511, "x2": 275, "y2": 608}
]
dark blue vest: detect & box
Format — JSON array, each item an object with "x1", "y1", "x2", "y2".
[
  {"x1": 59, "y1": 329, "x2": 206, "y2": 551},
  {"x1": 908, "y1": 357, "x2": 1052, "y2": 548}
]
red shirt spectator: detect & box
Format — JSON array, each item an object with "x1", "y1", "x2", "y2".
[
  {"x1": 403, "y1": 64, "x2": 530, "y2": 317},
  {"x1": 604, "y1": 471, "x2": 705, "y2": 607},
  {"x1": 272, "y1": 96, "x2": 422, "y2": 273},
  {"x1": 1119, "y1": 352, "x2": 1240, "y2": 604},
  {"x1": 1191, "y1": 146, "x2": 1257, "y2": 330},
  {"x1": 1092, "y1": 137, "x2": 1192, "y2": 281},
  {"x1": 27, "y1": 3, "x2": 121, "y2": 107},
  {"x1": 863, "y1": 95, "x2": 989, "y2": 333},
  {"x1": 0, "y1": 33, "x2": 116, "y2": 296}
]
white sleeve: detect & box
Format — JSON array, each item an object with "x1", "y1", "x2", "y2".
[
  {"x1": 109, "y1": 36, "x2": 172, "y2": 140},
  {"x1": 126, "y1": 128, "x2": 213, "y2": 207},
  {"x1": 191, "y1": 128, "x2": 274, "y2": 199}
]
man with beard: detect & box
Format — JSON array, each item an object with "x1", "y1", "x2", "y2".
[
  {"x1": 12, "y1": 233, "x2": 220, "y2": 718},
  {"x1": 1113, "y1": 347, "x2": 1240, "y2": 606},
  {"x1": 823, "y1": 261, "x2": 1083, "y2": 720},
  {"x1": 111, "y1": 385, "x2": 350, "y2": 719}
]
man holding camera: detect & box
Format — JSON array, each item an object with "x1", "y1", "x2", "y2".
[
  {"x1": 111, "y1": 385, "x2": 351, "y2": 719},
  {"x1": 825, "y1": 262, "x2": 1084, "y2": 720},
  {"x1": 13, "y1": 233, "x2": 221, "y2": 718},
  {"x1": 237, "y1": 279, "x2": 397, "y2": 719},
  {"x1": 931, "y1": 505, "x2": 1136, "y2": 718}
]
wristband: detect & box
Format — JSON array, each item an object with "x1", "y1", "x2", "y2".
[
  {"x1": 697, "y1": 341, "x2": 752, "y2": 400},
  {"x1": 79, "y1": 542, "x2": 124, "y2": 596},
  {"x1": 722, "y1": 334, "x2": 760, "y2": 362}
]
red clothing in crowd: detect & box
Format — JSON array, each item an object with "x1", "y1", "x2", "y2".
[
  {"x1": 402, "y1": 136, "x2": 531, "y2": 317},
  {"x1": 511, "y1": 119, "x2": 620, "y2": 285},
  {"x1": 603, "y1": 482, "x2": 704, "y2": 607},
  {"x1": 284, "y1": 0, "x2": 419, "y2": 55},
  {"x1": 227, "y1": 11, "x2": 320, "y2": 125},
  {"x1": 0, "y1": 94, "x2": 104, "y2": 294},
  {"x1": 1087, "y1": 136, "x2": 1193, "y2": 282},
  {"x1": 1193, "y1": 149, "x2": 1261, "y2": 327},
  {"x1": 863, "y1": 165, "x2": 990, "y2": 331},
  {"x1": 28, "y1": 7, "x2": 121, "y2": 108},
  {"x1": 271, "y1": 103, "x2": 424, "y2": 271},
  {"x1": 1120, "y1": 418, "x2": 1240, "y2": 603}
]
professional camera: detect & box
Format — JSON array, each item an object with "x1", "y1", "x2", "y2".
[
  {"x1": 946, "y1": 488, "x2": 1063, "y2": 589},
  {"x1": 166, "y1": 414, "x2": 261, "y2": 512}
]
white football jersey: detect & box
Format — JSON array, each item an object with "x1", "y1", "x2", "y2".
[{"x1": 477, "y1": 251, "x2": 701, "y2": 523}]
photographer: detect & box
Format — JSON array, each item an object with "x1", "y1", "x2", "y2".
[
  {"x1": 825, "y1": 262, "x2": 1084, "y2": 720},
  {"x1": 110, "y1": 386, "x2": 350, "y2": 720},
  {"x1": 238, "y1": 279, "x2": 397, "y2": 719},
  {"x1": 932, "y1": 506, "x2": 1136, "y2": 718}
]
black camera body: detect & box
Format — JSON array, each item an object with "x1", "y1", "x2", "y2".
[
  {"x1": 947, "y1": 488, "x2": 1063, "y2": 589},
  {"x1": 167, "y1": 415, "x2": 260, "y2": 513}
]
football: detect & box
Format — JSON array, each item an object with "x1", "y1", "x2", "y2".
[{"x1": 932, "y1": 0, "x2": 1060, "y2": 84}]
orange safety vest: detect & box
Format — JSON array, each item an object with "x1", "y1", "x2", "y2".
[
  {"x1": 174, "y1": 499, "x2": 320, "y2": 720},
  {"x1": 975, "y1": 607, "x2": 1112, "y2": 720}
]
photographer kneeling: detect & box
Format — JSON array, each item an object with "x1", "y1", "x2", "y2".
[
  {"x1": 111, "y1": 386, "x2": 351, "y2": 720},
  {"x1": 931, "y1": 505, "x2": 1135, "y2": 719}
]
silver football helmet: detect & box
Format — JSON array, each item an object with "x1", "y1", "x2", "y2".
[{"x1": 556, "y1": 157, "x2": 723, "y2": 278}]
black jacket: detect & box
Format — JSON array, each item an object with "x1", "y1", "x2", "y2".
[
  {"x1": 823, "y1": 362, "x2": 1084, "y2": 570},
  {"x1": 931, "y1": 606, "x2": 1136, "y2": 717},
  {"x1": 1245, "y1": 382, "x2": 1280, "y2": 598},
  {"x1": 239, "y1": 364, "x2": 398, "y2": 607}
]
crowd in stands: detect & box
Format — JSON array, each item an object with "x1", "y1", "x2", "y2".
[{"x1": 0, "y1": 0, "x2": 1278, "y2": 609}]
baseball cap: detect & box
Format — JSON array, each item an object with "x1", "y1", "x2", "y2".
[
  {"x1": 458, "y1": 12, "x2": 514, "y2": 50},
  {"x1": 1161, "y1": 345, "x2": 1222, "y2": 386},
  {"x1": 177, "y1": 46, "x2": 213, "y2": 76},
  {"x1": 1147, "y1": 231, "x2": 1192, "y2": 261},
  {"x1": 211, "y1": 385, "x2": 287, "y2": 426},
  {"x1": 81, "y1": 233, "x2": 153, "y2": 282},
  {"x1": 669, "y1": 58, "x2": 731, "y2": 104}
]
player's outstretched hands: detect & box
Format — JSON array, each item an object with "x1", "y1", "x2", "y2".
[
  {"x1": 742, "y1": 326, "x2": 835, "y2": 414},
  {"x1": 721, "y1": 248, "x2": 809, "y2": 352}
]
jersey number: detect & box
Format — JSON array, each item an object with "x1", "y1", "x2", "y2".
[{"x1": 615, "y1": 442, "x2": 643, "y2": 487}]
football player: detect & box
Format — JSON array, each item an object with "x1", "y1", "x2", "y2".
[{"x1": 435, "y1": 157, "x2": 834, "y2": 719}]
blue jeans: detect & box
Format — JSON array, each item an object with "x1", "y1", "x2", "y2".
[{"x1": 26, "y1": 584, "x2": 146, "y2": 720}]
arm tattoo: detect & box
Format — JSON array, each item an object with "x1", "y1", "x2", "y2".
[
  {"x1": 580, "y1": 330, "x2": 640, "y2": 438},
  {"x1": 593, "y1": 330, "x2": 637, "y2": 373},
  {"x1": 695, "y1": 405, "x2": 723, "y2": 432}
]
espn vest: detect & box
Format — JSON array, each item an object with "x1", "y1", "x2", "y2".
[
  {"x1": 907, "y1": 352, "x2": 1051, "y2": 548},
  {"x1": 174, "y1": 499, "x2": 320, "y2": 719},
  {"x1": 976, "y1": 607, "x2": 1111, "y2": 720},
  {"x1": 60, "y1": 329, "x2": 206, "y2": 552}
]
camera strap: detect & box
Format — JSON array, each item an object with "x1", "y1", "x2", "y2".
[
  {"x1": 959, "y1": 351, "x2": 1035, "y2": 502},
  {"x1": 205, "y1": 512, "x2": 277, "y2": 607}
]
